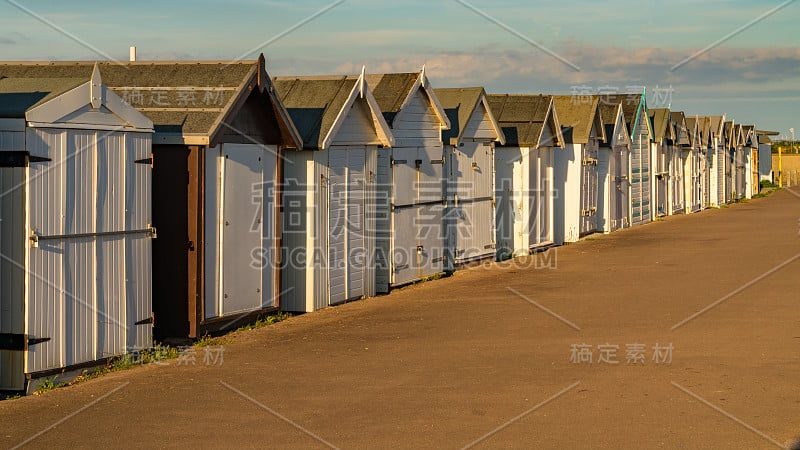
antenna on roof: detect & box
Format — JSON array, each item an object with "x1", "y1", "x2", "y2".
[
  {"x1": 129, "y1": 46, "x2": 136, "y2": 62},
  {"x1": 359, "y1": 65, "x2": 366, "y2": 98}
]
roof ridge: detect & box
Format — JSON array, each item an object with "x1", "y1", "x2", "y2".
[{"x1": 0, "y1": 60, "x2": 258, "y2": 65}]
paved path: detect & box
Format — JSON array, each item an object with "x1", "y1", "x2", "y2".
[{"x1": 2, "y1": 189, "x2": 799, "y2": 449}]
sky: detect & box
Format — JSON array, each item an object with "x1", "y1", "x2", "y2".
[{"x1": 1, "y1": 0, "x2": 798, "y2": 136}]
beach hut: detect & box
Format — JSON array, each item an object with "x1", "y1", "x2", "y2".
[
  {"x1": 669, "y1": 112, "x2": 689, "y2": 214},
  {"x1": 0, "y1": 64, "x2": 153, "y2": 391},
  {"x1": 365, "y1": 70, "x2": 451, "y2": 291},
  {"x1": 76, "y1": 58, "x2": 301, "y2": 341},
  {"x1": 757, "y1": 131, "x2": 776, "y2": 183},
  {"x1": 723, "y1": 120, "x2": 736, "y2": 202},
  {"x1": 551, "y1": 95, "x2": 605, "y2": 243},
  {"x1": 734, "y1": 124, "x2": 748, "y2": 200},
  {"x1": 705, "y1": 115, "x2": 726, "y2": 207},
  {"x1": 272, "y1": 72, "x2": 394, "y2": 312},
  {"x1": 596, "y1": 101, "x2": 631, "y2": 232},
  {"x1": 741, "y1": 125, "x2": 756, "y2": 198},
  {"x1": 2, "y1": 57, "x2": 305, "y2": 340},
  {"x1": 698, "y1": 117, "x2": 712, "y2": 209},
  {"x1": 684, "y1": 116, "x2": 702, "y2": 213},
  {"x1": 604, "y1": 93, "x2": 652, "y2": 226},
  {"x1": 648, "y1": 108, "x2": 672, "y2": 217},
  {"x1": 131, "y1": 58, "x2": 300, "y2": 340},
  {"x1": 434, "y1": 87, "x2": 505, "y2": 266},
  {"x1": 488, "y1": 94, "x2": 563, "y2": 257}
]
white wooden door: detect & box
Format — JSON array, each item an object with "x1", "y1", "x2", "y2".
[
  {"x1": 417, "y1": 203, "x2": 445, "y2": 277},
  {"x1": 580, "y1": 142, "x2": 598, "y2": 234},
  {"x1": 346, "y1": 147, "x2": 366, "y2": 300},
  {"x1": 221, "y1": 145, "x2": 263, "y2": 315},
  {"x1": 493, "y1": 149, "x2": 517, "y2": 258},
  {"x1": 538, "y1": 148, "x2": 552, "y2": 244},
  {"x1": 717, "y1": 148, "x2": 725, "y2": 205},
  {"x1": 392, "y1": 207, "x2": 418, "y2": 284},
  {"x1": 611, "y1": 147, "x2": 629, "y2": 231},
  {"x1": 631, "y1": 133, "x2": 650, "y2": 225},
  {"x1": 328, "y1": 148, "x2": 348, "y2": 304},
  {"x1": 449, "y1": 141, "x2": 494, "y2": 263}
]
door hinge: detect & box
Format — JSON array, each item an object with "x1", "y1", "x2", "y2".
[
  {"x1": 135, "y1": 156, "x2": 153, "y2": 167},
  {"x1": 135, "y1": 316, "x2": 154, "y2": 326},
  {"x1": 0, "y1": 333, "x2": 50, "y2": 351}
]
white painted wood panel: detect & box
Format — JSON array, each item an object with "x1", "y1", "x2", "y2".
[
  {"x1": 334, "y1": 100, "x2": 382, "y2": 145},
  {"x1": 463, "y1": 103, "x2": 497, "y2": 140}
]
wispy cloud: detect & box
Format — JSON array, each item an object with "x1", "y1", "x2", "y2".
[
  {"x1": 300, "y1": 44, "x2": 800, "y2": 89},
  {"x1": 268, "y1": 42, "x2": 800, "y2": 132}
]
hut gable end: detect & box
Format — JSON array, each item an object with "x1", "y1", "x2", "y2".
[
  {"x1": 462, "y1": 101, "x2": 497, "y2": 141},
  {"x1": 331, "y1": 98, "x2": 382, "y2": 146},
  {"x1": 392, "y1": 88, "x2": 442, "y2": 146},
  {"x1": 217, "y1": 87, "x2": 283, "y2": 145}
]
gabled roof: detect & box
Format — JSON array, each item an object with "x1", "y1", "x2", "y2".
[
  {"x1": 273, "y1": 71, "x2": 393, "y2": 150},
  {"x1": 723, "y1": 121, "x2": 735, "y2": 147},
  {"x1": 685, "y1": 116, "x2": 700, "y2": 148},
  {"x1": 0, "y1": 77, "x2": 86, "y2": 116},
  {"x1": 434, "y1": 86, "x2": 505, "y2": 145},
  {"x1": 735, "y1": 123, "x2": 746, "y2": 146},
  {"x1": 670, "y1": 111, "x2": 690, "y2": 146},
  {"x1": 0, "y1": 55, "x2": 302, "y2": 148},
  {"x1": 598, "y1": 102, "x2": 630, "y2": 148},
  {"x1": 0, "y1": 64, "x2": 152, "y2": 132},
  {"x1": 365, "y1": 69, "x2": 450, "y2": 130},
  {"x1": 756, "y1": 129, "x2": 777, "y2": 145},
  {"x1": 601, "y1": 93, "x2": 651, "y2": 139},
  {"x1": 741, "y1": 125, "x2": 755, "y2": 146},
  {"x1": 648, "y1": 108, "x2": 672, "y2": 143},
  {"x1": 703, "y1": 115, "x2": 725, "y2": 140},
  {"x1": 693, "y1": 116, "x2": 710, "y2": 147},
  {"x1": 486, "y1": 94, "x2": 563, "y2": 148},
  {"x1": 551, "y1": 95, "x2": 605, "y2": 144}
]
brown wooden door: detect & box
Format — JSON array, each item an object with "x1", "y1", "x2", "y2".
[{"x1": 152, "y1": 145, "x2": 191, "y2": 340}]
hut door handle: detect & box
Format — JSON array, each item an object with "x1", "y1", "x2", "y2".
[{"x1": 188, "y1": 240, "x2": 195, "y2": 251}]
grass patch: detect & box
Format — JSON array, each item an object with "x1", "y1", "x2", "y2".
[
  {"x1": 34, "y1": 377, "x2": 67, "y2": 395},
  {"x1": 194, "y1": 333, "x2": 226, "y2": 348},
  {"x1": 760, "y1": 180, "x2": 778, "y2": 189},
  {"x1": 753, "y1": 186, "x2": 780, "y2": 199},
  {"x1": 31, "y1": 343, "x2": 181, "y2": 396},
  {"x1": 416, "y1": 272, "x2": 445, "y2": 284},
  {"x1": 22, "y1": 312, "x2": 292, "y2": 397},
  {"x1": 107, "y1": 344, "x2": 179, "y2": 370},
  {"x1": 235, "y1": 312, "x2": 291, "y2": 332},
  {"x1": 195, "y1": 311, "x2": 292, "y2": 347}
]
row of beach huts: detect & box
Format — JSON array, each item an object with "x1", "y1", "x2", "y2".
[{"x1": 0, "y1": 56, "x2": 774, "y2": 392}]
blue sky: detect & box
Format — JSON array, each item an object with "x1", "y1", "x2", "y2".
[{"x1": 2, "y1": 0, "x2": 798, "y2": 136}]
